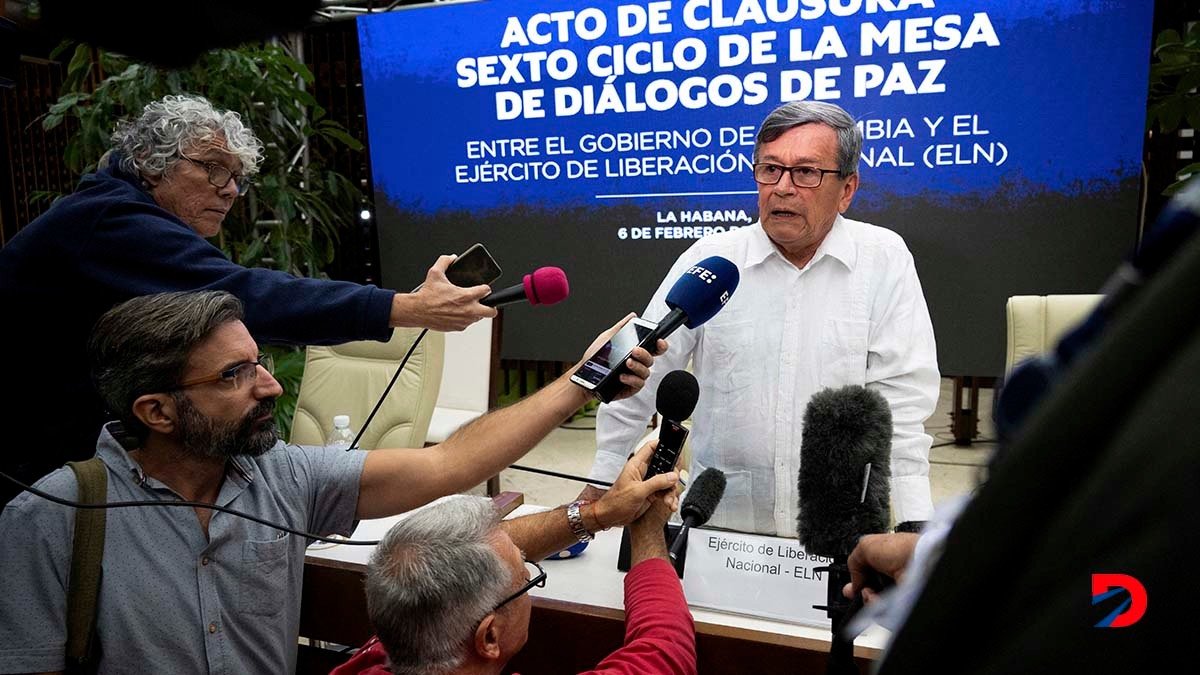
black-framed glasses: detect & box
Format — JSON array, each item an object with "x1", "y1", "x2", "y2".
[
  {"x1": 174, "y1": 353, "x2": 274, "y2": 390},
  {"x1": 753, "y1": 163, "x2": 843, "y2": 188},
  {"x1": 181, "y1": 156, "x2": 251, "y2": 196},
  {"x1": 493, "y1": 560, "x2": 546, "y2": 612}
]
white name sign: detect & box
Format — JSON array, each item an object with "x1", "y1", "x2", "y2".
[{"x1": 681, "y1": 528, "x2": 833, "y2": 628}]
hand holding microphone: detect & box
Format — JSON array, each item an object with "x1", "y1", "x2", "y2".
[
  {"x1": 797, "y1": 385, "x2": 894, "y2": 675},
  {"x1": 573, "y1": 314, "x2": 665, "y2": 403},
  {"x1": 842, "y1": 532, "x2": 919, "y2": 605},
  {"x1": 481, "y1": 266, "x2": 570, "y2": 308},
  {"x1": 590, "y1": 256, "x2": 739, "y2": 403},
  {"x1": 400, "y1": 254, "x2": 497, "y2": 332},
  {"x1": 594, "y1": 441, "x2": 683, "y2": 528}
]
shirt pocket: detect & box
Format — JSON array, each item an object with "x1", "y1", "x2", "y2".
[
  {"x1": 694, "y1": 459, "x2": 755, "y2": 533},
  {"x1": 819, "y1": 318, "x2": 869, "y2": 387},
  {"x1": 699, "y1": 320, "x2": 756, "y2": 395},
  {"x1": 240, "y1": 534, "x2": 292, "y2": 617}
]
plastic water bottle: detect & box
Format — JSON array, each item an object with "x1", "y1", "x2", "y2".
[{"x1": 325, "y1": 415, "x2": 356, "y2": 451}]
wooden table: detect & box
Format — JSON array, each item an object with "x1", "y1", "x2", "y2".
[{"x1": 300, "y1": 497, "x2": 886, "y2": 674}]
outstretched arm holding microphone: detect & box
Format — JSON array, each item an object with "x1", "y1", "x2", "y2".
[
  {"x1": 500, "y1": 441, "x2": 681, "y2": 563},
  {"x1": 357, "y1": 312, "x2": 667, "y2": 519}
]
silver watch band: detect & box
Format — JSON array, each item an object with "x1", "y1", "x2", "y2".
[{"x1": 566, "y1": 500, "x2": 593, "y2": 543}]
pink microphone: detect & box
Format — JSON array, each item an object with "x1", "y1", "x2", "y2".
[{"x1": 482, "y1": 266, "x2": 569, "y2": 307}]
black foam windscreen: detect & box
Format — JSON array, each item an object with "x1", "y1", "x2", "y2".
[
  {"x1": 796, "y1": 385, "x2": 892, "y2": 559},
  {"x1": 680, "y1": 468, "x2": 726, "y2": 526},
  {"x1": 656, "y1": 370, "x2": 699, "y2": 421}
]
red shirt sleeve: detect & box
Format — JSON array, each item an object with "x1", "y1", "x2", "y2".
[
  {"x1": 329, "y1": 636, "x2": 393, "y2": 675},
  {"x1": 579, "y1": 557, "x2": 697, "y2": 675}
]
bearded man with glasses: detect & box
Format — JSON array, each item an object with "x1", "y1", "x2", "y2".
[
  {"x1": 582, "y1": 101, "x2": 940, "y2": 538},
  {"x1": 0, "y1": 93, "x2": 497, "y2": 506}
]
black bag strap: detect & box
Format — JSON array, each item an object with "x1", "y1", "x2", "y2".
[{"x1": 65, "y1": 458, "x2": 107, "y2": 673}]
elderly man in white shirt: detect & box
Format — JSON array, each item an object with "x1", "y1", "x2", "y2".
[{"x1": 581, "y1": 101, "x2": 940, "y2": 536}]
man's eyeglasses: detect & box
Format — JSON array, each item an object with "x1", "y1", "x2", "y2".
[
  {"x1": 493, "y1": 560, "x2": 546, "y2": 612},
  {"x1": 753, "y1": 163, "x2": 843, "y2": 188},
  {"x1": 181, "y1": 156, "x2": 252, "y2": 196},
  {"x1": 174, "y1": 353, "x2": 274, "y2": 390}
]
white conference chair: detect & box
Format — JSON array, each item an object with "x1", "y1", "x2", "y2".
[
  {"x1": 426, "y1": 317, "x2": 496, "y2": 443},
  {"x1": 290, "y1": 328, "x2": 444, "y2": 450},
  {"x1": 1005, "y1": 294, "x2": 1104, "y2": 374}
]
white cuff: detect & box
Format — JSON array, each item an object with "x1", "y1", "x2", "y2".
[
  {"x1": 890, "y1": 474, "x2": 934, "y2": 524},
  {"x1": 587, "y1": 450, "x2": 627, "y2": 487}
]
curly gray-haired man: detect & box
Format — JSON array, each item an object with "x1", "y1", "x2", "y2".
[
  {"x1": 0, "y1": 93, "x2": 495, "y2": 504},
  {"x1": 108, "y1": 94, "x2": 265, "y2": 237}
]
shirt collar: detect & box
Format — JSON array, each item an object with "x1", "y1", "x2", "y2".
[
  {"x1": 746, "y1": 215, "x2": 858, "y2": 272},
  {"x1": 813, "y1": 215, "x2": 857, "y2": 271},
  {"x1": 744, "y1": 222, "x2": 779, "y2": 268},
  {"x1": 95, "y1": 421, "x2": 257, "y2": 488},
  {"x1": 95, "y1": 422, "x2": 147, "y2": 485}
]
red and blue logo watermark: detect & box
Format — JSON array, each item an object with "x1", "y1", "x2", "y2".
[{"x1": 1091, "y1": 573, "x2": 1147, "y2": 628}]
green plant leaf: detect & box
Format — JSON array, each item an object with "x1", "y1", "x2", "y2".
[
  {"x1": 1157, "y1": 29, "x2": 1182, "y2": 50},
  {"x1": 1175, "y1": 163, "x2": 1200, "y2": 181},
  {"x1": 1178, "y1": 67, "x2": 1200, "y2": 94},
  {"x1": 1161, "y1": 98, "x2": 1185, "y2": 131},
  {"x1": 238, "y1": 237, "x2": 266, "y2": 266},
  {"x1": 65, "y1": 44, "x2": 93, "y2": 87},
  {"x1": 318, "y1": 125, "x2": 364, "y2": 151},
  {"x1": 27, "y1": 190, "x2": 64, "y2": 206},
  {"x1": 49, "y1": 39, "x2": 77, "y2": 62},
  {"x1": 1186, "y1": 105, "x2": 1200, "y2": 132},
  {"x1": 47, "y1": 92, "x2": 85, "y2": 115}
]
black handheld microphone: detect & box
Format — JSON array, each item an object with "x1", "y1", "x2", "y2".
[
  {"x1": 668, "y1": 467, "x2": 726, "y2": 565},
  {"x1": 796, "y1": 385, "x2": 893, "y2": 675},
  {"x1": 645, "y1": 370, "x2": 700, "y2": 479},
  {"x1": 480, "y1": 267, "x2": 569, "y2": 308}
]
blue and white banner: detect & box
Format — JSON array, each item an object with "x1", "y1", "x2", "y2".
[{"x1": 361, "y1": 0, "x2": 1153, "y2": 371}]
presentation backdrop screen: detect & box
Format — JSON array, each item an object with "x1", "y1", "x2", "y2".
[{"x1": 359, "y1": 0, "x2": 1153, "y2": 375}]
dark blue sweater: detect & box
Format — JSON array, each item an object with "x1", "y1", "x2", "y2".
[{"x1": 0, "y1": 160, "x2": 394, "y2": 497}]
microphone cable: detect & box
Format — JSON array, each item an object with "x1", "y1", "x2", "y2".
[
  {"x1": 507, "y1": 464, "x2": 612, "y2": 487},
  {"x1": 0, "y1": 469, "x2": 383, "y2": 546},
  {"x1": 0, "y1": 445, "x2": 617, "y2": 548},
  {"x1": 347, "y1": 327, "x2": 428, "y2": 451},
  {"x1": 0, "y1": 462, "x2": 617, "y2": 546}
]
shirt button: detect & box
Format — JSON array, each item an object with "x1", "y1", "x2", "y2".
[
  {"x1": 208, "y1": 623, "x2": 218, "y2": 634},
  {"x1": 201, "y1": 557, "x2": 210, "y2": 566}
]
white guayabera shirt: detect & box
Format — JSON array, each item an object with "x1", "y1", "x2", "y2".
[{"x1": 589, "y1": 216, "x2": 940, "y2": 535}]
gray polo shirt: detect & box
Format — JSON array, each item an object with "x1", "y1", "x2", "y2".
[{"x1": 0, "y1": 423, "x2": 366, "y2": 674}]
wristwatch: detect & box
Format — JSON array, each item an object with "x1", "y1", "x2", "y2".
[{"x1": 566, "y1": 500, "x2": 593, "y2": 543}]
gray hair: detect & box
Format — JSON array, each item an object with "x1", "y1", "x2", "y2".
[
  {"x1": 110, "y1": 94, "x2": 264, "y2": 179},
  {"x1": 366, "y1": 496, "x2": 514, "y2": 675},
  {"x1": 88, "y1": 291, "x2": 244, "y2": 439},
  {"x1": 754, "y1": 101, "x2": 862, "y2": 177}
]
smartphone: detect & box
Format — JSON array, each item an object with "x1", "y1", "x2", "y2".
[
  {"x1": 570, "y1": 317, "x2": 658, "y2": 397},
  {"x1": 445, "y1": 243, "x2": 503, "y2": 287}
]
